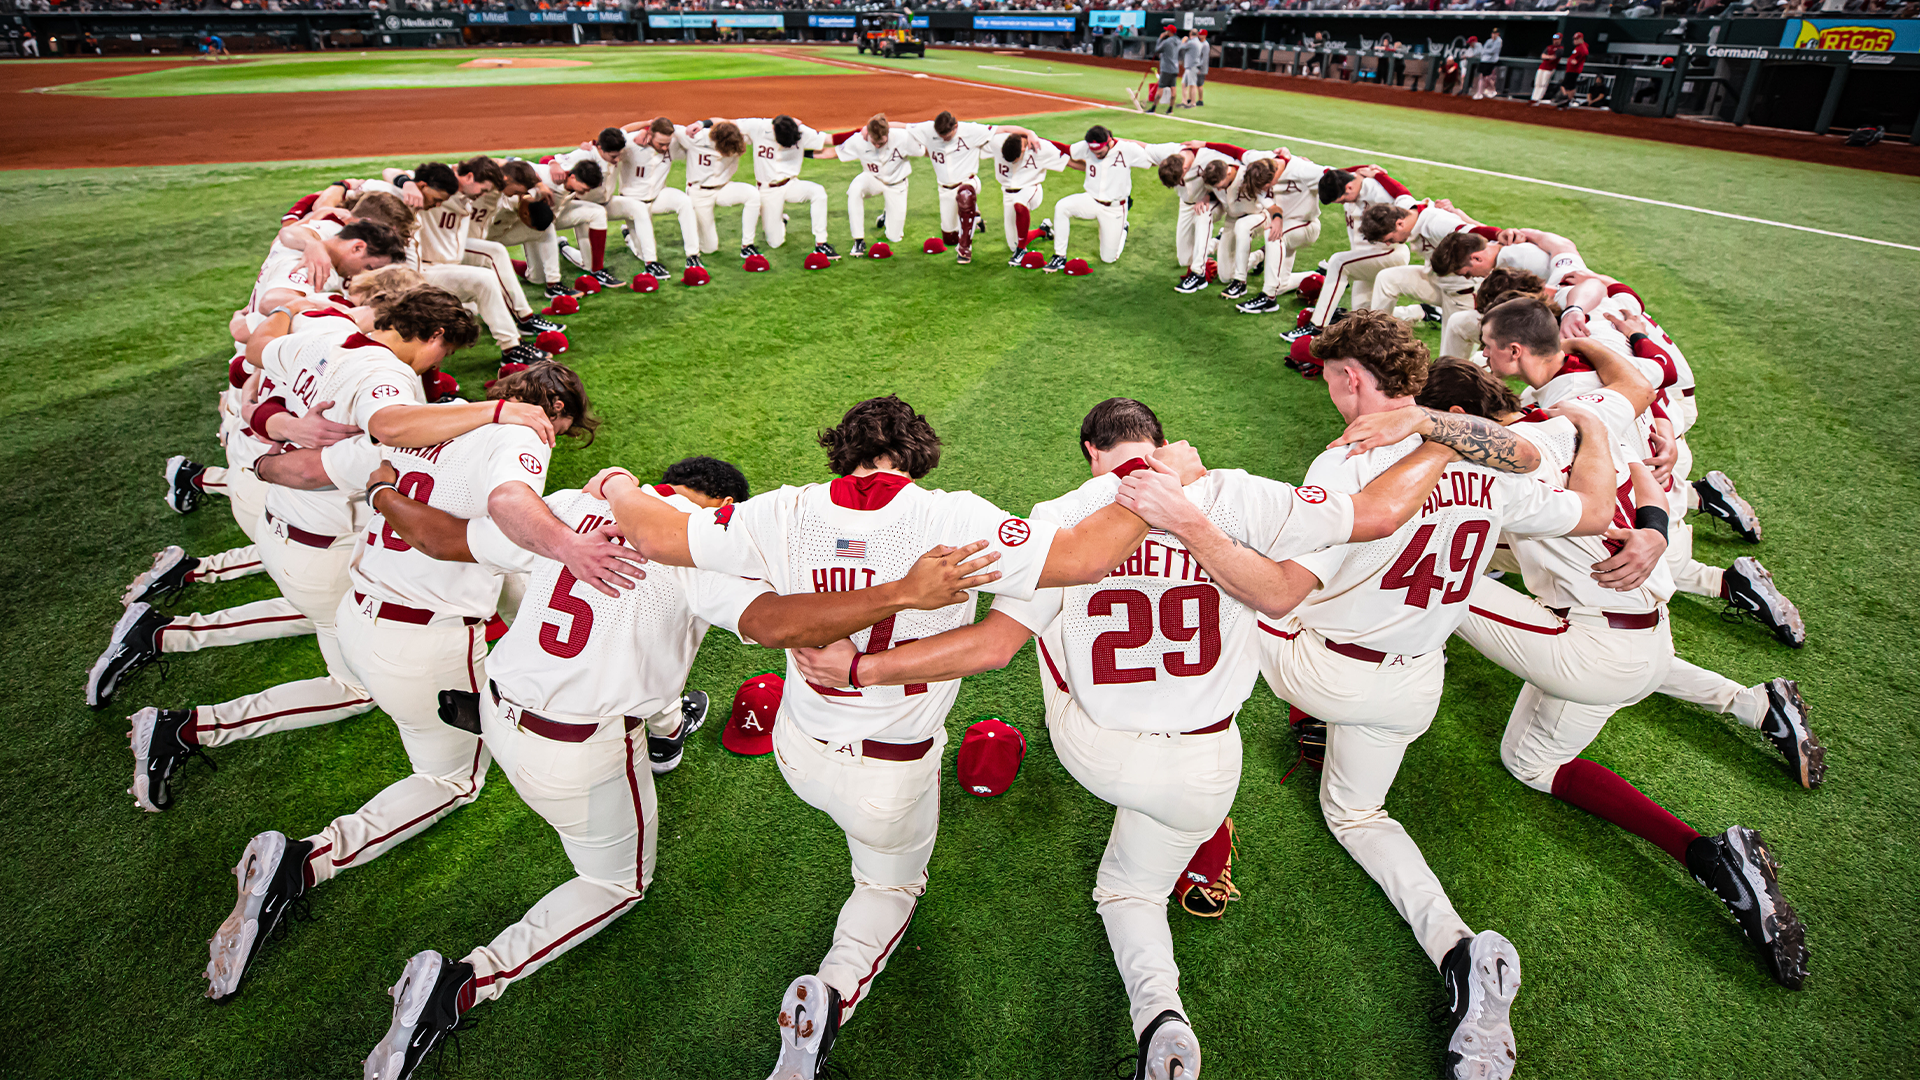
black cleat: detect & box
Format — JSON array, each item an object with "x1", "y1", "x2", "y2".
[
  {"x1": 813, "y1": 242, "x2": 840, "y2": 261},
  {"x1": 768, "y1": 974, "x2": 841, "y2": 1080},
  {"x1": 1694, "y1": 470, "x2": 1762, "y2": 543},
  {"x1": 589, "y1": 269, "x2": 624, "y2": 289},
  {"x1": 558, "y1": 237, "x2": 591, "y2": 270},
  {"x1": 364, "y1": 950, "x2": 476, "y2": 1080},
  {"x1": 517, "y1": 315, "x2": 563, "y2": 335},
  {"x1": 500, "y1": 343, "x2": 548, "y2": 368},
  {"x1": 124, "y1": 545, "x2": 199, "y2": 607},
  {"x1": 165, "y1": 455, "x2": 205, "y2": 514},
  {"x1": 1438, "y1": 931, "x2": 1521, "y2": 1080},
  {"x1": 851, "y1": 239, "x2": 870, "y2": 259},
  {"x1": 1219, "y1": 279, "x2": 1248, "y2": 300},
  {"x1": 1761, "y1": 678, "x2": 1825, "y2": 788},
  {"x1": 86, "y1": 602, "x2": 170, "y2": 709},
  {"x1": 1421, "y1": 303, "x2": 1444, "y2": 323},
  {"x1": 1687, "y1": 826, "x2": 1810, "y2": 990},
  {"x1": 1721, "y1": 556, "x2": 1805, "y2": 648},
  {"x1": 1125, "y1": 1009, "x2": 1200, "y2": 1080},
  {"x1": 206, "y1": 830, "x2": 312, "y2": 1002},
  {"x1": 686, "y1": 254, "x2": 706, "y2": 271},
  {"x1": 1006, "y1": 246, "x2": 1027, "y2": 267},
  {"x1": 874, "y1": 212, "x2": 886, "y2": 232},
  {"x1": 1281, "y1": 322, "x2": 1321, "y2": 344},
  {"x1": 1236, "y1": 294, "x2": 1280, "y2": 315},
  {"x1": 1042, "y1": 255, "x2": 1068, "y2": 273},
  {"x1": 643, "y1": 261, "x2": 670, "y2": 279},
  {"x1": 543, "y1": 281, "x2": 578, "y2": 299},
  {"x1": 650, "y1": 690, "x2": 710, "y2": 775},
  {"x1": 1174, "y1": 271, "x2": 1206, "y2": 294},
  {"x1": 741, "y1": 243, "x2": 762, "y2": 260},
  {"x1": 1038, "y1": 218, "x2": 1055, "y2": 242},
  {"x1": 129, "y1": 706, "x2": 211, "y2": 812}
]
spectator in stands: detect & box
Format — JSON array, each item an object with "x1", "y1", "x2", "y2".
[
  {"x1": 1472, "y1": 28, "x2": 1502, "y2": 98},
  {"x1": 1531, "y1": 32, "x2": 1561, "y2": 104},
  {"x1": 1553, "y1": 31, "x2": 1587, "y2": 107},
  {"x1": 21, "y1": 30, "x2": 39, "y2": 56}
]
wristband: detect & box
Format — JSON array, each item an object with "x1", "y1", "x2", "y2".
[
  {"x1": 394, "y1": 173, "x2": 413, "y2": 188},
  {"x1": 1634, "y1": 505, "x2": 1669, "y2": 538},
  {"x1": 366, "y1": 481, "x2": 398, "y2": 510},
  {"x1": 848, "y1": 653, "x2": 864, "y2": 690},
  {"x1": 267, "y1": 305, "x2": 293, "y2": 321},
  {"x1": 1627, "y1": 332, "x2": 1651, "y2": 348},
  {"x1": 492, "y1": 399, "x2": 505, "y2": 424},
  {"x1": 1561, "y1": 305, "x2": 1583, "y2": 319}
]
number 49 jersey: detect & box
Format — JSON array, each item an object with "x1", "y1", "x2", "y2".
[
  {"x1": 1284, "y1": 436, "x2": 1584, "y2": 657},
  {"x1": 994, "y1": 465, "x2": 1355, "y2": 734},
  {"x1": 470, "y1": 487, "x2": 773, "y2": 722}
]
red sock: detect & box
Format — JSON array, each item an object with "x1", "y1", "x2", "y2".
[
  {"x1": 943, "y1": 230, "x2": 960, "y2": 245},
  {"x1": 301, "y1": 852, "x2": 318, "y2": 891},
  {"x1": 1015, "y1": 204, "x2": 1030, "y2": 241},
  {"x1": 1550, "y1": 758, "x2": 1700, "y2": 863},
  {"x1": 180, "y1": 712, "x2": 202, "y2": 747},
  {"x1": 588, "y1": 228, "x2": 607, "y2": 272},
  {"x1": 189, "y1": 472, "x2": 207, "y2": 492}
]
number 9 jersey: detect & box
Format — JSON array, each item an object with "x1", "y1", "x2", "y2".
[{"x1": 994, "y1": 462, "x2": 1355, "y2": 733}]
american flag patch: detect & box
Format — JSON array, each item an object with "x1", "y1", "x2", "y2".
[{"x1": 835, "y1": 539, "x2": 867, "y2": 559}]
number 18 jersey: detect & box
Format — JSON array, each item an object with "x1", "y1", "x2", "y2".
[{"x1": 995, "y1": 465, "x2": 1354, "y2": 733}]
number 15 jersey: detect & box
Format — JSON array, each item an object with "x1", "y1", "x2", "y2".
[{"x1": 995, "y1": 463, "x2": 1354, "y2": 733}]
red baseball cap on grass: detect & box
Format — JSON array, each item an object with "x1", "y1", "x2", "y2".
[
  {"x1": 722, "y1": 672, "x2": 783, "y2": 756},
  {"x1": 534, "y1": 330, "x2": 569, "y2": 354},
  {"x1": 1064, "y1": 258, "x2": 1091, "y2": 276},
  {"x1": 744, "y1": 253, "x2": 772, "y2": 272},
  {"x1": 682, "y1": 265, "x2": 711, "y2": 287},
  {"x1": 923, "y1": 237, "x2": 946, "y2": 254},
  {"x1": 956, "y1": 716, "x2": 1026, "y2": 797},
  {"x1": 1019, "y1": 250, "x2": 1047, "y2": 269},
  {"x1": 574, "y1": 274, "x2": 603, "y2": 294},
  {"x1": 543, "y1": 295, "x2": 580, "y2": 316},
  {"x1": 804, "y1": 252, "x2": 832, "y2": 270},
  {"x1": 1296, "y1": 272, "x2": 1324, "y2": 304},
  {"x1": 870, "y1": 242, "x2": 893, "y2": 259},
  {"x1": 632, "y1": 272, "x2": 660, "y2": 293}
]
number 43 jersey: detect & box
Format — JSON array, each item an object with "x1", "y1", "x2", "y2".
[
  {"x1": 995, "y1": 464, "x2": 1355, "y2": 733},
  {"x1": 471, "y1": 487, "x2": 773, "y2": 722},
  {"x1": 1284, "y1": 435, "x2": 1583, "y2": 658}
]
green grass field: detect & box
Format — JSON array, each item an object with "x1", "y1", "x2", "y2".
[{"x1": 3, "y1": 45, "x2": 1916, "y2": 1080}]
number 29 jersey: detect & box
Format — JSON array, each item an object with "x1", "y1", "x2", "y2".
[
  {"x1": 1281, "y1": 436, "x2": 1583, "y2": 657},
  {"x1": 994, "y1": 465, "x2": 1354, "y2": 733}
]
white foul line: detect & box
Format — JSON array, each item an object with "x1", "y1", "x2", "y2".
[{"x1": 798, "y1": 51, "x2": 1920, "y2": 254}]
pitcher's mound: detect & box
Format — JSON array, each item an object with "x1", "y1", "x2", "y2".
[{"x1": 457, "y1": 57, "x2": 592, "y2": 69}]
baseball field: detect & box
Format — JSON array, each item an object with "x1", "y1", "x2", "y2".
[{"x1": 3, "y1": 43, "x2": 1916, "y2": 1079}]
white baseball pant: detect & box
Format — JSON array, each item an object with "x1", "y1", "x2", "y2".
[
  {"x1": 1047, "y1": 692, "x2": 1240, "y2": 1038},
  {"x1": 1442, "y1": 309, "x2": 1483, "y2": 361},
  {"x1": 1000, "y1": 184, "x2": 1045, "y2": 252},
  {"x1": 1256, "y1": 216, "x2": 1322, "y2": 298},
  {"x1": 758, "y1": 180, "x2": 828, "y2": 248},
  {"x1": 463, "y1": 239, "x2": 534, "y2": 320},
  {"x1": 1662, "y1": 441, "x2": 1724, "y2": 599},
  {"x1": 1658, "y1": 657, "x2": 1768, "y2": 728},
  {"x1": 689, "y1": 182, "x2": 761, "y2": 253},
  {"x1": 1311, "y1": 243, "x2": 1411, "y2": 327},
  {"x1": 1176, "y1": 199, "x2": 1214, "y2": 274},
  {"x1": 422, "y1": 263, "x2": 522, "y2": 352},
  {"x1": 461, "y1": 689, "x2": 664, "y2": 1005},
  {"x1": 184, "y1": 545, "x2": 271, "y2": 585},
  {"x1": 486, "y1": 218, "x2": 561, "y2": 287},
  {"x1": 1533, "y1": 68, "x2": 1555, "y2": 101},
  {"x1": 771, "y1": 714, "x2": 940, "y2": 1026},
  {"x1": 1051, "y1": 192, "x2": 1129, "y2": 264},
  {"x1": 622, "y1": 189, "x2": 699, "y2": 262},
  {"x1": 1258, "y1": 623, "x2": 1472, "y2": 968},
  {"x1": 303, "y1": 595, "x2": 490, "y2": 887},
  {"x1": 157, "y1": 599, "x2": 312, "y2": 655},
  {"x1": 1214, "y1": 211, "x2": 1266, "y2": 283},
  {"x1": 1369, "y1": 264, "x2": 1475, "y2": 328},
  {"x1": 215, "y1": 404, "x2": 271, "y2": 542},
  {"x1": 847, "y1": 174, "x2": 907, "y2": 244},
  {"x1": 189, "y1": 522, "x2": 373, "y2": 748}
]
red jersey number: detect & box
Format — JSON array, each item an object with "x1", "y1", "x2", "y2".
[
  {"x1": 377, "y1": 472, "x2": 435, "y2": 552},
  {"x1": 1088, "y1": 585, "x2": 1223, "y2": 685},
  {"x1": 1379, "y1": 519, "x2": 1492, "y2": 608},
  {"x1": 537, "y1": 568, "x2": 595, "y2": 659}
]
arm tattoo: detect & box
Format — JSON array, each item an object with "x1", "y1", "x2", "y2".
[{"x1": 1420, "y1": 408, "x2": 1538, "y2": 473}]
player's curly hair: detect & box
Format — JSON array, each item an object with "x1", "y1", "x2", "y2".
[
  {"x1": 1317, "y1": 168, "x2": 1355, "y2": 205},
  {"x1": 1199, "y1": 159, "x2": 1233, "y2": 188},
  {"x1": 1310, "y1": 308, "x2": 1430, "y2": 398},
  {"x1": 865, "y1": 114, "x2": 890, "y2": 145},
  {"x1": 1359, "y1": 203, "x2": 1409, "y2": 243},
  {"x1": 345, "y1": 191, "x2": 415, "y2": 239},
  {"x1": 1156, "y1": 155, "x2": 1187, "y2": 189},
  {"x1": 1428, "y1": 231, "x2": 1488, "y2": 277},
  {"x1": 1080, "y1": 398, "x2": 1165, "y2": 463},
  {"x1": 1475, "y1": 268, "x2": 1544, "y2": 312},
  {"x1": 710, "y1": 120, "x2": 747, "y2": 158},
  {"x1": 337, "y1": 220, "x2": 409, "y2": 266},
  {"x1": 1481, "y1": 297, "x2": 1563, "y2": 357},
  {"x1": 488, "y1": 361, "x2": 599, "y2": 445},
  {"x1": 934, "y1": 111, "x2": 958, "y2": 138},
  {"x1": 373, "y1": 286, "x2": 480, "y2": 352},
  {"x1": 1240, "y1": 157, "x2": 1278, "y2": 192},
  {"x1": 662, "y1": 456, "x2": 750, "y2": 504},
  {"x1": 458, "y1": 155, "x2": 506, "y2": 191},
  {"x1": 1416, "y1": 357, "x2": 1522, "y2": 420},
  {"x1": 346, "y1": 265, "x2": 426, "y2": 310},
  {"x1": 819, "y1": 395, "x2": 941, "y2": 479}
]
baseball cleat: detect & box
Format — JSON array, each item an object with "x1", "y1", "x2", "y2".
[
  {"x1": 164, "y1": 455, "x2": 206, "y2": 514},
  {"x1": 364, "y1": 950, "x2": 476, "y2": 1080},
  {"x1": 517, "y1": 315, "x2": 564, "y2": 335},
  {"x1": 650, "y1": 690, "x2": 711, "y2": 775},
  {"x1": 956, "y1": 249, "x2": 972, "y2": 265},
  {"x1": 1721, "y1": 557, "x2": 1805, "y2": 648},
  {"x1": 686, "y1": 254, "x2": 706, "y2": 270},
  {"x1": 849, "y1": 240, "x2": 868, "y2": 259},
  {"x1": 1694, "y1": 470, "x2": 1762, "y2": 543},
  {"x1": 1039, "y1": 219, "x2": 1054, "y2": 242},
  {"x1": 812, "y1": 243, "x2": 840, "y2": 261},
  {"x1": 1006, "y1": 246, "x2": 1027, "y2": 267},
  {"x1": 86, "y1": 602, "x2": 170, "y2": 709},
  {"x1": 643, "y1": 261, "x2": 670, "y2": 279},
  {"x1": 741, "y1": 243, "x2": 762, "y2": 260},
  {"x1": 500, "y1": 343, "x2": 548, "y2": 368},
  {"x1": 1439, "y1": 931, "x2": 1521, "y2": 1080},
  {"x1": 206, "y1": 830, "x2": 312, "y2": 1003},
  {"x1": 1421, "y1": 303, "x2": 1444, "y2": 323},
  {"x1": 1219, "y1": 280, "x2": 1248, "y2": 301},
  {"x1": 1761, "y1": 678, "x2": 1825, "y2": 788},
  {"x1": 767, "y1": 974, "x2": 841, "y2": 1080},
  {"x1": 1280, "y1": 323, "x2": 1320, "y2": 343},
  {"x1": 1246, "y1": 249, "x2": 1265, "y2": 274},
  {"x1": 1043, "y1": 255, "x2": 1068, "y2": 273},
  {"x1": 1175, "y1": 272, "x2": 1206, "y2": 294},
  {"x1": 589, "y1": 269, "x2": 624, "y2": 289},
  {"x1": 1128, "y1": 1010, "x2": 1200, "y2": 1080},
  {"x1": 124, "y1": 545, "x2": 199, "y2": 607},
  {"x1": 874, "y1": 212, "x2": 886, "y2": 232},
  {"x1": 1236, "y1": 294, "x2": 1280, "y2": 315},
  {"x1": 558, "y1": 237, "x2": 590, "y2": 270},
  {"x1": 129, "y1": 706, "x2": 210, "y2": 812},
  {"x1": 1687, "y1": 825, "x2": 1810, "y2": 989},
  {"x1": 543, "y1": 281, "x2": 578, "y2": 299},
  {"x1": 1316, "y1": 260, "x2": 1330, "y2": 275}
]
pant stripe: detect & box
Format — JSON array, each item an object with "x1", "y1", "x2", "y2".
[
  {"x1": 623, "y1": 728, "x2": 648, "y2": 894},
  {"x1": 328, "y1": 741, "x2": 485, "y2": 870},
  {"x1": 466, "y1": 624, "x2": 480, "y2": 692},
  {"x1": 1466, "y1": 605, "x2": 1570, "y2": 635},
  {"x1": 841, "y1": 896, "x2": 918, "y2": 1014},
  {"x1": 159, "y1": 612, "x2": 309, "y2": 641},
  {"x1": 1257, "y1": 621, "x2": 1300, "y2": 639},
  {"x1": 204, "y1": 695, "x2": 373, "y2": 732},
  {"x1": 187, "y1": 559, "x2": 262, "y2": 582},
  {"x1": 470, "y1": 895, "x2": 639, "y2": 990}
]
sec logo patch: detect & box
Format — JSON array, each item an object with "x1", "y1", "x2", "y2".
[
  {"x1": 518, "y1": 453, "x2": 543, "y2": 475},
  {"x1": 370, "y1": 384, "x2": 399, "y2": 399},
  {"x1": 1297, "y1": 486, "x2": 1329, "y2": 504},
  {"x1": 998, "y1": 518, "x2": 1031, "y2": 547}
]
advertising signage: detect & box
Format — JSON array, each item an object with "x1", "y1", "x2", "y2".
[
  {"x1": 973, "y1": 14, "x2": 1078, "y2": 32},
  {"x1": 1778, "y1": 17, "x2": 1917, "y2": 52},
  {"x1": 469, "y1": 9, "x2": 628, "y2": 24}
]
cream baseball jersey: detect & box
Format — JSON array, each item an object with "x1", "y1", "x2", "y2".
[
  {"x1": 995, "y1": 464, "x2": 1354, "y2": 733},
  {"x1": 838, "y1": 130, "x2": 923, "y2": 185},
  {"x1": 254, "y1": 311, "x2": 377, "y2": 537},
  {"x1": 684, "y1": 474, "x2": 1060, "y2": 745},
  {"x1": 903, "y1": 120, "x2": 998, "y2": 185},
  {"x1": 737, "y1": 117, "x2": 829, "y2": 185},
  {"x1": 1071, "y1": 140, "x2": 1179, "y2": 203},
  {"x1": 993, "y1": 136, "x2": 1069, "y2": 190},
  {"x1": 1281, "y1": 436, "x2": 1583, "y2": 656},
  {"x1": 1496, "y1": 242, "x2": 1585, "y2": 287},
  {"x1": 471, "y1": 486, "x2": 773, "y2": 722},
  {"x1": 247, "y1": 220, "x2": 343, "y2": 313},
  {"x1": 1179, "y1": 146, "x2": 1243, "y2": 205},
  {"x1": 551, "y1": 147, "x2": 616, "y2": 204},
  {"x1": 349, "y1": 419, "x2": 550, "y2": 619},
  {"x1": 1554, "y1": 284, "x2": 1698, "y2": 435},
  {"x1": 1216, "y1": 166, "x2": 1272, "y2": 218},
  {"x1": 1270, "y1": 153, "x2": 1328, "y2": 223},
  {"x1": 675, "y1": 127, "x2": 746, "y2": 188},
  {"x1": 1406, "y1": 202, "x2": 1486, "y2": 259},
  {"x1": 413, "y1": 192, "x2": 477, "y2": 265},
  {"x1": 616, "y1": 141, "x2": 675, "y2": 200},
  {"x1": 1524, "y1": 367, "x2": 1658, "y2": 463},
  {"x1": 1344, "y1": 174, "x2": 1418, "y2": 241}
]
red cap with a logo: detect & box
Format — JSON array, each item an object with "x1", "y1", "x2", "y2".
[
  {"x1": 956, "y1": 716, "x2": 1026, "y2": 797},
  {"x1": 722, "y1": 671, "x2": 783, "y2": 755}
]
